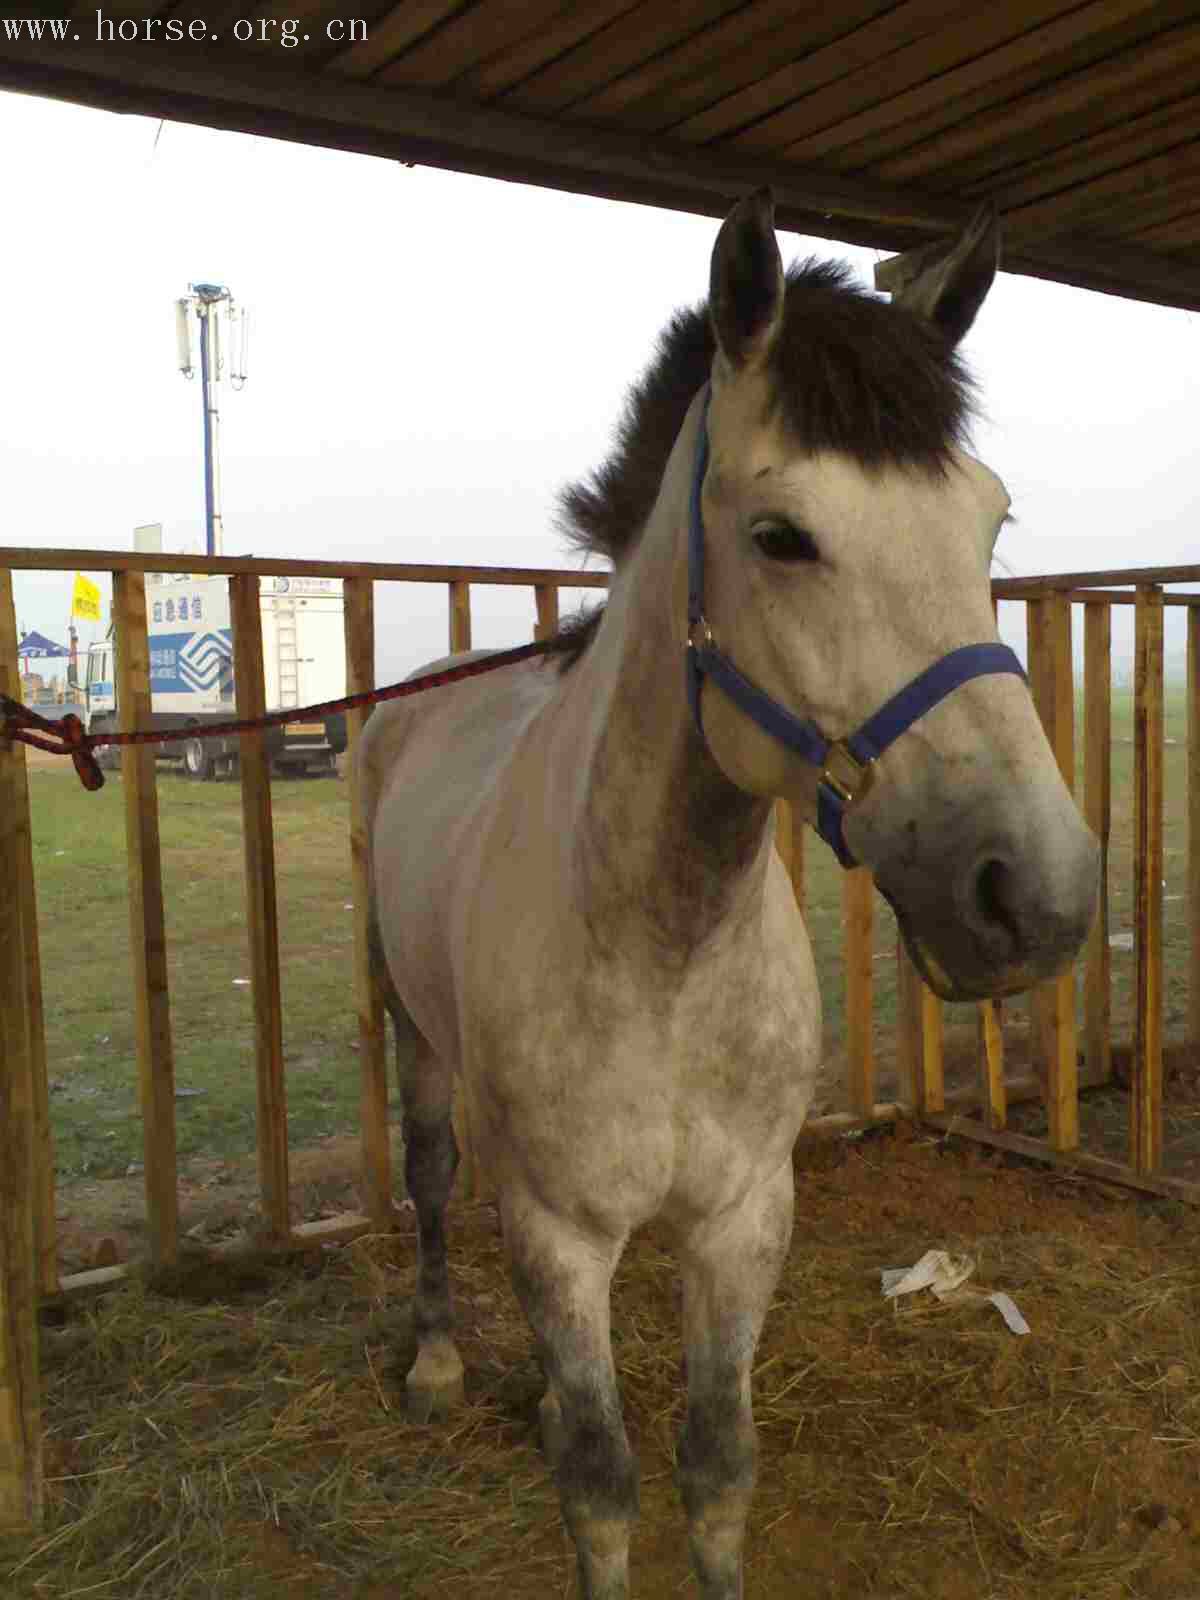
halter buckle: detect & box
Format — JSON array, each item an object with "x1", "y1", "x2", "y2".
[
  {"x1": 688, "y1": 616, "x2": 716, "y2": 652},
  {"x1": 820, "y1": 741, "x2": 875, "y2": 808}
]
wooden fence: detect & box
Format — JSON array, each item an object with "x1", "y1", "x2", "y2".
[{"x1": 2, "y1": 548, "x2": 1198, "y2": 1533}]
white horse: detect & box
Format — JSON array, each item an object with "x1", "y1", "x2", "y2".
[{"x1": 360, "y1": 192, "x2": 1098, "y2": 1599}]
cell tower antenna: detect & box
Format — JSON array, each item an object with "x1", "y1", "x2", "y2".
[{"x1": 175, "y1": 283, "x2": 248, "y2": 557}]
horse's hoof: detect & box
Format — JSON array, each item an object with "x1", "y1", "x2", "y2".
[
  {"x1": 405, "y1": 1337, "x2": 465, "y2": 1422},
  {"x1": 539, "y1": 1389, "x2": 566, "y2": 1468}
]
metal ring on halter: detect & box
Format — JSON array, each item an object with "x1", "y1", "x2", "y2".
[
  {"x1": 818, "y1": 740, "x2": 876, "y2": 809},
  {"x1": 688, "y1": 617, "x2": 716, "y2": 652}
]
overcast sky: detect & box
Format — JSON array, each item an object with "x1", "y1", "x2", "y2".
[{"x1": 5, "y1": 86, "x2": 1198, "y2": 687}]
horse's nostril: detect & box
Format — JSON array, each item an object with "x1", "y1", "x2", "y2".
[{"x1": 972, "y1": 856, "x2": 1023, "y2": 956}]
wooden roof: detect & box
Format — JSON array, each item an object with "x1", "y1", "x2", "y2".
[{"x1": 4, "y1": 1, "x2": 1200, "y2": 311}]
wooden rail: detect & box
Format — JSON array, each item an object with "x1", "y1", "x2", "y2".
[{"x1": 2, "y1": 551, "x2": 1199, "y2": 1535}]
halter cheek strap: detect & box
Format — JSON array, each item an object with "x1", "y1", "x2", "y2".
[{"x1": 685, "y1": 390, "x2": 1027, "y2": 868}]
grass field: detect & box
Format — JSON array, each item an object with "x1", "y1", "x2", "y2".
[
  {"x1": 27, "y1": 759, "x2": 361, "y2": 1183},
  {"x1": 21, "y1": 681, "x2": 1195, "y2": 1187}
]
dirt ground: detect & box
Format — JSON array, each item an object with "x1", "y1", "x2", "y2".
[{"x1": 15, "y1": 1119, "x2": 1200, "y2": 1600}]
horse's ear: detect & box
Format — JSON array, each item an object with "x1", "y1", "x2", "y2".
[
  {"x1": 874, "y1": 203, "x2": 1000, "y2": 346},
  {"x1": 710, "y1": 188, "x2": 785, "y2": 368}
]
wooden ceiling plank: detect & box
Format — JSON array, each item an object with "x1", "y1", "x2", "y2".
[
  {"x1": 455, "y1": 2, "x2": 642, "y2": 100},
  {"x1": 874, "y1": 15, "x2": 1200, "y2": 182},
  {"x1": 1091, "y1": 168, "x2": 1200, "y2": 239},
  {"x1": 1005, "y1": 137, "x2": 1200, "y2": 241},
  {"x1": 567, "y1": 0, "x2": 834, "y2": 124},
  {"x1": 375, "y1": 0, "x2": 577, "y2": 90},
  {"x1": 170, "y1": 1, "x2": 400, "y2": 67},
  {"x1": 498, "y1": 0, "x2": 749, "y2": 116},
  {"x1": 670, "y1": 0, "x2": 986, "y2": 145},
  {"x1": 965, "y1": 81, "x2": 1200, "y2": 206},
  {"x1": 739, "y1": 0, "x2": 1157, "y2": 156},
  {"x1": 606, "y1": 0, "x2": 899, "y2": 134},
  {"x1": 813, "y1": 2, "x2": 1198, "y2": 181},
  {"x1": 1134, "y1": 211, "x2": 1200, "y2": 251},
  {"x1": 325, "y1": 0, "x2": 471, "y2": 79}
]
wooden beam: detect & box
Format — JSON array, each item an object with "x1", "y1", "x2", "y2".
[
  {"x1": 993, "y1": 562, "x2": 1200, "y2": 594},
  {"x1": 0, "y1": 40, "x2": 964, "y2": 235},
  {"x1": 1131, "y1": 585, "x2": 1164, "y2": 1175},
  {"x1": 896, "y1": 937, "x2": 943, "y2": 1114},
  {"x1": 977, "y1": 1001, "x2": 1007, "y2": 1131},
  {"x1": 843, "y1": 868, "x2": 875, "y2": 1119},
  {"x1": 1083, "y1": 602, "x2": 1112, "y2": 1087},
  {"x1": 1026, "y1": 594, "x2": 1078, "y2": 1151},
  {"x1": 448, "y1": 579, "x2": 472, "y2": 655},
  {"x1": 774, "y1": 799, "x2": 806, "y2": 914},
  {"x1": 925, "y1": 1112, "x2": 1200, "y2": 1208},
  {"x1": 113, "y1": 572, "x2": 179, "y2": 1269},
  {"x1": 0, "y1": 583, "x2": 55, "y2": 1299},
  {"x1": 1190, "y1": 606, "x2": 1200, "y2": 1061},
  {"x1": 0, "y1": 36, "x2": 1196, "y2": 310},
  {"x1": 0, "y1": 569, "x2": 43, "y2": 1533},
  {"x1": 343, "y1": 579, "x2": 392, "y2": 1231},
  {"x1": 534, "y1": 583, "x2": 560, "y2": 643},
  {"x1": 229, "y1": 574, "x2": 290, "y2": 1243},
  {"x1": 995, "y1": 587, "x2": 1200, "y2": 606},
  {"x1": 0, "y1": 547, "x2": 610, "y2": 587}
]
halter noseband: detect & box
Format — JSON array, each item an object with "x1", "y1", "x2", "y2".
[{"x1": 685, "y1": 391, "x2": 1026, "y2": 868}]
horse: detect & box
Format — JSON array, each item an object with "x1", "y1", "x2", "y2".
[{"x1": 359, "y1": 191, "x2": 1098, "y2": 1599}]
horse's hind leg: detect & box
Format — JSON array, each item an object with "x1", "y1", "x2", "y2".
[
  {"x1": 371, "y1": 920, "x2": 465, "y2": 1421},
  {"x1": 399, "y1": 1027, "x2": 466, "y2": 1421},
  {"x1": 676, "y1": 1163, "x2": 794, "y2": 1600},
  {"x1": 502, "y1": 1191, "x2": 636, "y2": 1600}
]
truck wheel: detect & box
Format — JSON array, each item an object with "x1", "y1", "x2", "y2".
[{"x1": 183, "y1": 738, "x2": 215, "y2": 781}]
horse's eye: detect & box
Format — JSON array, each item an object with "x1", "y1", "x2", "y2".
[{"x1": 752, "y1": 521, "x2": 819, "y2": 563}]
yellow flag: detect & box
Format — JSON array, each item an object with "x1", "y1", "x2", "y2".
[{"x1": 71, "y1": 573, "x2": 101, "y2": 623}]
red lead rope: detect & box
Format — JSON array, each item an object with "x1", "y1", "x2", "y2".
[{"x1": 1, "y1": 640, "x2": 552, "y2": 792}]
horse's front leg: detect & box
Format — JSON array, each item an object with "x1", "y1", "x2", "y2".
[
  {"x1": 676, "y1": 1163, "x2": 794, "y2": 1600},
  {"x1": 502, "y1": 1190, "x2": 636, "y2": 1600}
]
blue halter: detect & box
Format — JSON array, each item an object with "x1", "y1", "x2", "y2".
[{"x1": 685, "y1": 393, "x2": 1026, "y2": 868}]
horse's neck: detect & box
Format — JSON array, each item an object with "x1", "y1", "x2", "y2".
[{"x1": 559, "y1": 400, "x2": 773, "y2": 963}]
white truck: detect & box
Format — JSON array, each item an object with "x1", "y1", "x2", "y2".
[{"x1": 84, "y1": 573, "x2": 348, "y2": 778}]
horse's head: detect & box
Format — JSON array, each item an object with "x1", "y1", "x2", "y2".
[{"x1": 691, "y1": 190, "x2": 1098, "y2": 1001}]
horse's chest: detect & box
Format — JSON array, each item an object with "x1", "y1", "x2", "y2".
[{"x1": 469, "y1": 942, "x2": 819, "y2": 1227}]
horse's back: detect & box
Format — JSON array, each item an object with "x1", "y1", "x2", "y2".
[{"x1": 359, "y1": 650, "x2": 560, "y2": 1053}]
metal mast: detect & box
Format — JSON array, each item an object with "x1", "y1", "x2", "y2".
[{"x1": 175, "y1": 285, "x2": 249, "y2": 558}]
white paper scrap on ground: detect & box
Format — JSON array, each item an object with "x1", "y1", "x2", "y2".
[{"x1": 881, "y1": 1249, "x2": 1029, "y2": 1336}]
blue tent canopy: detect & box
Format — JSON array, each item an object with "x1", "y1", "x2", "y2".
[{"x1": 17, "y1": 630, "x2": 70, "y2": 659}]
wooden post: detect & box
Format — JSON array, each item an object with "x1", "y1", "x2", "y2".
[
  {"x1": 230, "y1": 574, "x2": 290, "y2": 1242},
  {"x1": 1188, "y1": 605, "x2": 1200, "y2": 1062},
  {"x1": 1026, "y1": 594, "x2": 1079, "y2": 1150},
  {"x1": 1131, "y1": 585, "x2": 1164, "y2": 1174},
  {"x1": 448, "y1": 580, "x2": 471, "y2": 654},
  {"x1": 112, "y1": 573, "x2": 179, "y2": 1268},
  {"x1": 1083, "y1": 601, "x2": 1112, "y2": 1086},
  {"x1": 0, "y1": 581, "x2": 55, "y2": 1297},
  {"x1": 977, "y1": 1001, "x2": 1007, "y2": 1130},
  {"x1": 843, "y1": 868, "x2": 874, "y2": 1118},
  {"x1": 343, "y1": 579, "x2": 392, "y2": 1230},
  {"x1": 534, "y1": 583, "x2": 559, "y2": 642},
  {"x1": 897, "y1": 939, "x2": 943, "y2": 1114},
  {"x1": 0, "y1": 568, "x2": 43, "y2": 1531},
  {"x1": 774, "y1": 799, "x2": 805, "y2": 912}
]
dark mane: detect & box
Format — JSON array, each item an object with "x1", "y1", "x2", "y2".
[{"x1": 548, "y1": 257, "x2": 977, "y2": 669}]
